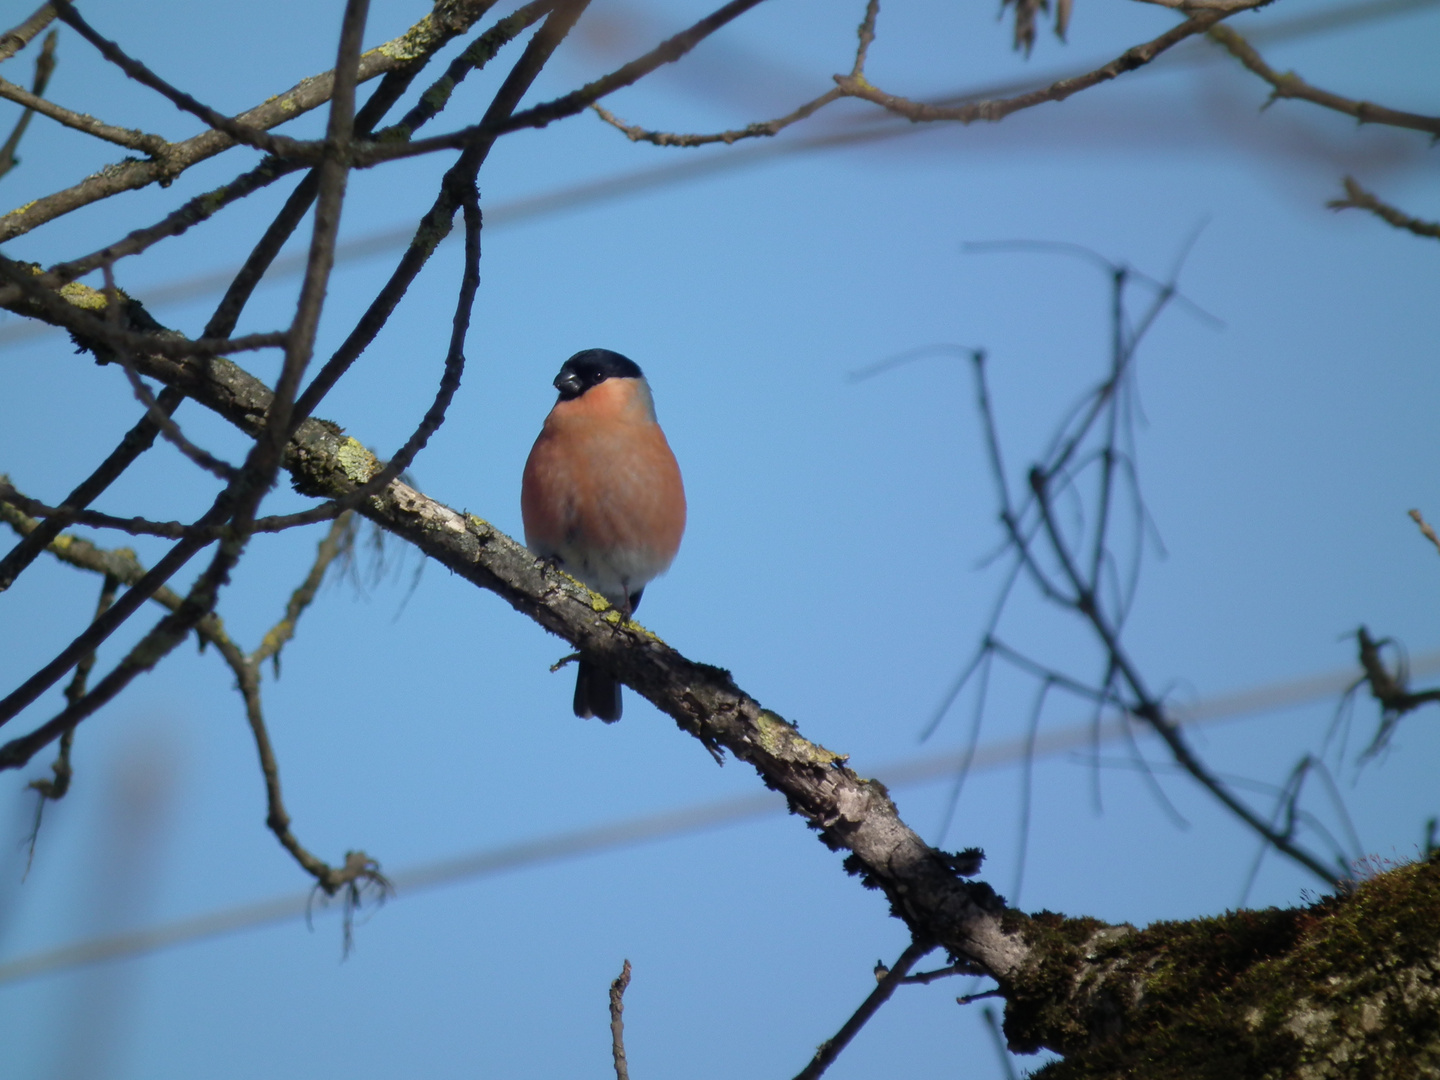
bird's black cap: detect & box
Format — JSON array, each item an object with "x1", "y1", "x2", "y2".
[{"x1": 554, "y1": 349, "x2": 644, "y2": 400}]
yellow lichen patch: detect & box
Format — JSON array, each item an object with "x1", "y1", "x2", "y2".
[
  {"x1": 464, "y1": 513, "x2": 489, "y2": 530},
  {"x1": 335, "y1": 438, "x2": 380, "y2": 483},
  {"x1": 3, "y1": 200, "x2": 37, "y2": 219},
  {"x1": 754, "y1": 710, "x2": 845, "y2": 765},
  {"x1": 623, "y1": 619, "x2": 661, "y2": 642},
  {"x1": 59, "y1": 281, "x2": 110, "y2": 311},
  {"x1": 376, "y1": 16, "x2": 437, "y2": 61}
]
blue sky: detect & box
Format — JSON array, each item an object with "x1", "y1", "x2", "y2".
[{"x1": 1, "y1": 1, "x2": 1438, "y2": 1076}]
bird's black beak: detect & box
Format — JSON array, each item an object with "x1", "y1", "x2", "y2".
[{"x1": 554, "y1": 370, "x2": 584, "y2": 399}]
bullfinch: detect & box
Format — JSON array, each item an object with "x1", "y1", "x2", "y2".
[{"x1": 521, "y1": 349, "x2": 686, "y2": 722}]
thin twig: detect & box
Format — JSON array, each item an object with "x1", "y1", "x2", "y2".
[
  {"x1": 0, "y1": 0, "x2": 497, "y2": 244},
  {"x1": 265, "y1": 0, "x2": 370, "y2": 464},
  {"x1": 0, "y1": 251, "x2": 284, "y2": 359},
  {"x1": 23, "y1": 572, "x2": 118, "y2": 868},
  {"x1": 201, "y1": 61, "x2": 429, "y2": 341},
  {"x1": 0, "y1": 28, "x2": 56, "y2": 180},
  {"x1": 1410, "y1": 509, "x2": 1440, "y2": 556},
  {"x1": 609, "y1": 959, "x2": 632, "y2": 1080},
  {"x1": 51, "y1": 0, "x2": 311, "y2": 159},
  {"x1": 1355, "y1": 626, "x2": 1440, "y2": 757},
  {"x1": 354, "y1": 0, "x2": 773, "y2": 166},
  {"x1": 29, "y1": 573, "x2": 118, "y2": 799},
  {"x1": 0, "y1": 384, "x2": 183, "y2": 592},
  {"x1": 382, "y1": 0, "x2": 556, "y2": 140},
  {"x1": 318, "y1": 178, "x2": 481, "y2": 511},
  {"x1": 832, "y1": 10, "x2": 1236, "y2": 126},
  {"x1": 101, "y1": 264, "x2": 240, "y2": 481},
  {"x1": 0, "y1": 480, "x2": 328, "y2": 541},
  {"x1": 851, "y1": 0, "x2": 880, "y2": 77},
  {"x1": 792, "y1": 939, "x2": 933, "y2": 1080},
  {"x1": 0, "y1": 481, "x2": 197, "y2": 539},
  {"x1": 592, "y1": 90, "x2": 842, "y2": 147},
  {"x1": 0, "y1": 499, "x2": 374, "y2": 897},
  {"x1": 1209, "y1": 23, "x2": 1440, "y2": 137},
  {"x1": 290, "y1": 0, "x2": 592, "y2": 428},
  {"x1": 1329, "y1": 177, "x2": 1440, "y2": 242},
  {"x1": 0, "y1": 3, "x2": 56, "y2": 66},
  {"x1": 251, "y1": 513, "x2": 352, "y2": 670}
]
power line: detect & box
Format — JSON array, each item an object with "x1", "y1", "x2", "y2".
[
  {"x1": 2, "y1": 644, "x2": 1435, "y2": 987},
  {"x1": 0, "y1": 0, "x2": 1431, "y2": 349}
]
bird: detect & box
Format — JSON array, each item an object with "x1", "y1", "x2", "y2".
[{"x1": 521, "y1": 348, "x2": 686, "y2": 722}]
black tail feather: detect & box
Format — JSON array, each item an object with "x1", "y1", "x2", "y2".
[{"x1": 574, "y1": 658, "x2": 622, "y2": 722}]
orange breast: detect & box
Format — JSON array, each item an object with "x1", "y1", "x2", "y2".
[{"x1": 522, "y1": 380, "x2": 685, "y2": 601}]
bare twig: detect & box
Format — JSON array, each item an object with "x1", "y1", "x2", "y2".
[
  {"x1": 51, "y1": 0, "x2": 312, "y2": 159},
  {"x1": 264, "y1": 0, "x2": 370, "y2": 464},
  {"x1": 1, "y1": 499, "x2": 374, "y2": 896},
  {"x1": 383, "y1": 0, "x2": 555, "y2": 140},
  {"x1": 1209, "y1": 22, "x2": 1440, "y2": 137},
  {"x1": 29, "y1": 573, "x2": 117, "y2": 799},
  {"x1": 1330, "y1": 177, "x2": 1440, "y2": 242},
  {"x1": 0, "y1": 61, "x2": 170, "y2": 163},
  {"x1": 592, "y1": 90, "x2": 842, "y2": 147},
  {"x1": 1410, "y1": 509, "x2": 1440, "y2": 556},
  {"x1": 102, "y1": 264, "x2": 241, "y2": 481},
  {"x1": 792, "y1": 939, "x2": 934, "y2": 1080},
  {"x1": 0, "y1": 28, "x2": 56, "y2": 179},
  {"x1": 289, "y1": 0, "x2": 592, "y2": 428},
  {"x1": 0, "y1": 387, "x2": 183, "y2": 592},
  {"x1": 0, "y1": 3, "x2": 55, "y2": 65},
  {"x1": 252, "y1": 513, "x2": 352, "y2": 671},
  {"x1": 0, "y1": 0, "x2": 503, "y2": 243},
  {"x1": 911, "y1": 244, "x2": 1342, "y2": 887},
  {"x1": 609, "y1": 960, "x2": 632, "y2": 1080},
  {"x1": 1354, "y1": 626, "x2": 1440, "y2": 757},
  {"x1": 899, "y1": 962, "x2": 971, "y2": 984},
  {"x1": 0, "y1": 524, "x2": 216, "y2": 731},
  {"x1": 23, "y1": 571, "x2": 118, "y2": 867},
  {"x1": 354, "y1": 0, "x2": 773, "y2": 166},
  {"x1": 200, "y1": 61, "x2": 431, "y2": 341},
  {"x1": 852, "y1": 0, "x2": 880, "y2": 76},
  {"x1": 833, "y1": 10, "x2": 1235, "y2": 125},
  {"x1": 0, "y1": 481, "x2": 196, "y2": 539}
]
